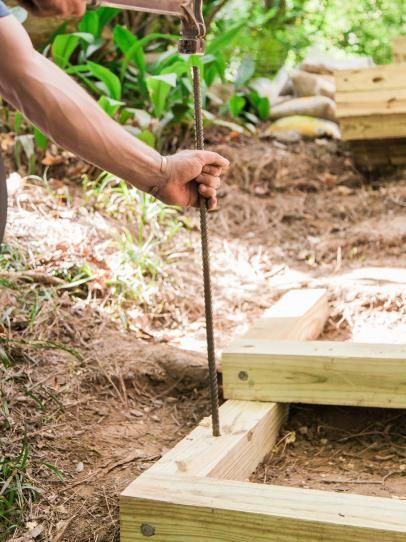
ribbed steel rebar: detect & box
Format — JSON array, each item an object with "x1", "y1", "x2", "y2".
[{"x1": 192, "y1": 65, "x2": 220, "y2": 437}]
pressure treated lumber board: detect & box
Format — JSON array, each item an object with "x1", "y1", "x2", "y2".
[
  {"x1": 121, "y1": 473, "x2": 406, "y2": 542},
  {"x1": 336, "y1": 63, "x2": 406, "y2": 93},
  {"x1": 393, "y1": 37, "x2": 406, "y2": 63},
  {"x1": 238, "y1": 287, "x2": 329, "y2": 342},
  {"x1": 222, "y1": 340, "x2": 406, "y2": 407},
  {"x1": 336, "y1": 89, "x2": 406, "y2": 117},
  {"x1": 144, "y1": 399, "x2": 287, "y2": 481},
  {"x1": 339, "y1": 113, "x2": 406, "y2": 141},
  {"x1": 335, "y1": 64, "x2": 406, "y2": 141}
]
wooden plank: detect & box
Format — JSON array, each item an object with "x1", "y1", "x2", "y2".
[
  {"x1": 121, "y1": 473, "x2": 406, "y2": 542},
  {"x1": 222, "y1": 340, "x2": 406, "y2": 407},
  {"x1": 143, "y1": 400, "x2": 287, "y2": 481},
  {"x1": 393, "y1": 37, "x2": 406, "y2": 63},
  {"x1": 336, "y1": 89, "x2": 406, "y2": 118},
  {"x1": 120, "y1": 289, "x2": 330, "y2": 540},
  {"x1": 340, "y1": 113, "x2": 406, "y2": 141},
  {"x1": 239, "y1": 288, "x2": 329, "y2": 342},
  {"x1": 335, "y1": 63, "x2": 406, "y2": 93}
]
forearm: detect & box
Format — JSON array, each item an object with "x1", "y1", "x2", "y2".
[{"x1": 0, "y1": 18, "x2": 165, "y2": 192}]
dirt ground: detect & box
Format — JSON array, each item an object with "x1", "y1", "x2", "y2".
[
  {"x1": 252, "y1": 405, "x2": 406, "y2": 498},
  {"x1": 2, "y1": 132, "x2": 406, "y2": 541}
]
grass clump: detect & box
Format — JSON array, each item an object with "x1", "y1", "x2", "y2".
[{"x1": 0, "y1": 445, "x2": 41, "y2": 540}]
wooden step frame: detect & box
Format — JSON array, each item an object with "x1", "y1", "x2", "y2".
[
  {"x1": 121, "y1": 407, "x2": 406, "y2": 542},
  {"x1": 120, "y1": 289, "x2": 406, "y2": 541}
]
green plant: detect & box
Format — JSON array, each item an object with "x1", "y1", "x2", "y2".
[
  {"x1": 43, "y1": 6, "x2": 264, "y2": 139},
  {"x1": 0, "y1": 444, "x2": 40, "y2": 538}
]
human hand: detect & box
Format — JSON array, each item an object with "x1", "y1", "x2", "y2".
[
  {"x1": 156, "y1": 150, "x2": 229, "y2": 210},
  {"x1": 17, "y1": 0, "x2": 86, "y2": 17}
]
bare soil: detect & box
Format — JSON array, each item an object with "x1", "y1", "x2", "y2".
[
  {"x1": 2, "y1": 133, "x2": 406, "y2": 541},
  {"x1": 252, "y1": 405, "x2": 406, "y2": 498}
]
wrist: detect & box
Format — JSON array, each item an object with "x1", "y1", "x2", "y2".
[{"x1": 149, "y1": 155, "x2": 171, "y2": 199}]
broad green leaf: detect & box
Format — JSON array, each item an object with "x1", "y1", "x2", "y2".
[
  {"x1": 119, "y1": 108, "x2": 134, "y2": 125},
  {"x1": 52, "y1": 34, "x2": 80, "y2": 69},
  {"x1": 146, "y1": 74, "x2": 177, "y2": 118},
  {"x1": 83, "y1": 37, "x2": 105, "y2": 59},
  {"x1": 113, "y1": 25, "x2": 136, "y2": 53},
  {"x1": 34, "y1": 128, "x2": 49, "y2": 152},
  {"x1": 250, "y1": 91, "x2": 270, "y2": 121},
  {"x1": 70, "y1": 32, "x2": 96, "y2": 44},
  {"x1": 235, "y1": 55, "x2": 256, "y2": 88},
  {"x1": 256, "y1": 97, "x2": 270, "y2": 121},
  {"x1": 137, "y1": 130, "x2": 156, "y2": 148},
  {"x1": 206, "y1": 22, "x2": 245, "y2": 55},
  {"x1": 120, "y1": 33, "x2": 177, "y2": 80},
  {"x1": 98, "y1": 96, "x2": 124, "y2": 117},
  {"x1": 229, "y1": 95, "x2": 246, "y2": 117},
  {"x1": 121, "y1": 41, "x2": 145, "y2": 80},
  {"x1": 96, "y1": 7, "x2": 120, "y2": 32},
  {"x1": 204, "y1": 63, "x2": 219, "y2": 87},
  {"x1": 161, "y1": 61, "x2": 189, "y2": 77},
  {"x1": 87, "y1": 61, "x2": 122, "y2": 100},
  {"x1": 79, "y1": 11, "x2": 99, "y2": 36}
]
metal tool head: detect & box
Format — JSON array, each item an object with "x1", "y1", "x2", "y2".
[
  {"x1": 178, "y1": 0, "x2": 205, "y2": 55},
  {"x1": 89, "y1": 0, "x2": 206, "y2": 54}
]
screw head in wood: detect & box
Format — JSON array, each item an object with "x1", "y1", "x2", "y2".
[
  {"x1": 140, "y1": 523, "x2": 156, "y2": 537},
  {"x1": 238, "y1": 371, "x2": 249, "y2": 381}
]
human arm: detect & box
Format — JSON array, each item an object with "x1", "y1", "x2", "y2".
[{"x1": 0, "y1": 14, "x2": 229, "y2": 208}]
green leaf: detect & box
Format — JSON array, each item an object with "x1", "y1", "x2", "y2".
[
  {"x1": 250, "y1": 91, "x2": 270, "y2": 121},
  {"x1": 14, "y1": 111, "x2": 23, "y2": 135},
  {"x1": 79, "y1": 11, "x2": 99, "y2": 37},
  {"x1": 98, "y1": 96, "x2": 124, "y2": 117},
  {"x1": 87, "y1": 61, "x2": 122, "y2": 100},
  {"x1": 113, "y1": 25, "x2": 136, "y2": 53},
  {"x1": 229, "y1": 95, "x2": 246, "y2": 117},
  {"x1": 119, "y1": 108, "x2": 134, "y2": 125},
  {"x1": 256, "y1": 97, "x2": 270, "y2": 121},
  {"x1": 137, "y1": 130, "x2": 156, "y2": 148},
  {"x1": 34, "y1": 128, "x2": 49, "y2": 152},
  {"x1": 96, "y1": 7, "x2": 120, "y2": 32},
  {"x1": 146, "y1": 74, "x2": 177, "y2": 118},
  {"x1": 206, "y1": 22, "x2": 245, "y2": 55},
  {"x1": 70, "y1": 32, "x2": 96, "y2": 44},
  {"x1": 52, "y1": 34, "x2": 80, "y2": 69},
  {"x1": 161, "y1": 61, "x2": 189, "y2": 77},
  {"x1": 43, "y1": 462, "x2": 65, "y2": 482},
  {"x1": 120, "y1": 33, "x2": 176, "y2": 80},
  {"x1": 126, "y1": 44, "x2": 146, "y2": 80},
  {"x1": 235, "y1": 55, "x2": 256, "y2": 88}
]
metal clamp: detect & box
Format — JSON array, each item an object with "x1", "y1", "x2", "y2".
[
  {"x1": 179, "y1": 0, "x2": 206, "y2": 54},
  {"x1": 88, "y1": 0, "x2": 206, "y2": 54}
]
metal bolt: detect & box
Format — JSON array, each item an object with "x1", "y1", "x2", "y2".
[
  {"x1": 238, "y1": 371, "x2": 249, "y2": 381},
  {"x1": 140, "y1": 524, "x2": 156, "y2": 537}
]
